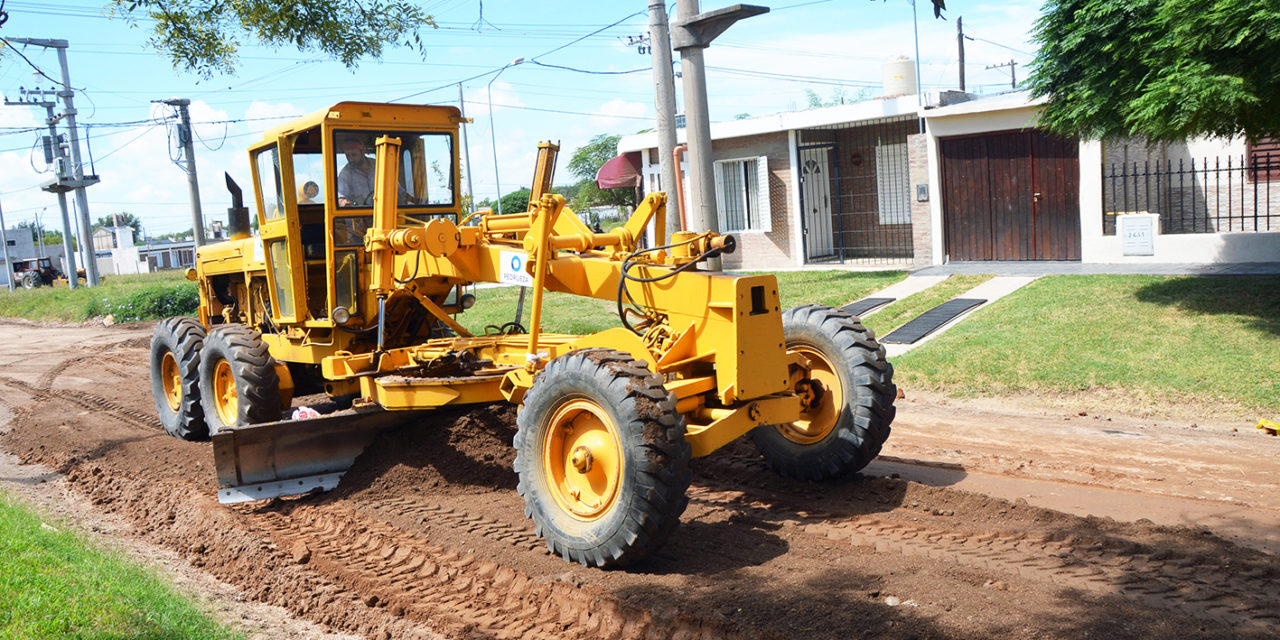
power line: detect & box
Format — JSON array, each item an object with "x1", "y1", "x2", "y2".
[
  {"x1": 464, "y1": 99, "x2": 650, "y2": 121},
  {"x1": 0, "y1": 37, "x2": 65, "y2": 87},
  {"x1": 529, "y1": 60, "x2": 647, "y2": 75}
]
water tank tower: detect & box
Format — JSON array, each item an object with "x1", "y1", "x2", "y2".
[{"x1": 883, "y1": 57, "x2": 916, "y2": 97}]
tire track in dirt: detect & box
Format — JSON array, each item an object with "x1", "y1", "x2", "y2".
[
  {"x1": 33, "y1": 337, "x2": 147, "y2": 391},
  {"x1": 362, "y1": 497, "x2": 549, "y2": 554},
  {"x1": 255, "y1": 501, "x2": 749, "y2": 640},
  {"x1": 683, "y1": 460, "x2": 1280, "y2": 634},
  {"x1": 0, "y1": 376, "x2": 162, "y2": 430}
]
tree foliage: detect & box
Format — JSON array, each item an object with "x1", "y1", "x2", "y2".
[
  {"x1": 566, "y1": 134, "x2": 636, "y2": 211},
  {"x1": 1027, "y1": 0, "x2": 1280, "y2": 141},
  {"x1": 499, "y1": 188, "x2": 532, "y2": 215},
  {"x1": 107, "y1": 0, "x2": 436, "y2": 77},
  {"x1": 95, "y1": 212, "x2": 143, "y2": 235}
]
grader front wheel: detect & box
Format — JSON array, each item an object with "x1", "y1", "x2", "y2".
[
  {"x1": 751, "y1": 304, "x2": 896, "y2": 481},
  {"x1": 515, "y1": 349, "x2": 691, "y2": 568},
  {"x1": 149, "y1": 317, "x2": 208, "y2": 441},
  {"x1": 198, "y1": 325, "x2": 283, "y2": 433}
]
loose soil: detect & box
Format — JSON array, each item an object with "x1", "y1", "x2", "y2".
[{"x1": 1, "y1": 319, "x2": 1278, "y2": 639}]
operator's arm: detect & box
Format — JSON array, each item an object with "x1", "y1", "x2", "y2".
[{"x1": 337, "y1": 165, "x2": 355, "y2": 207}]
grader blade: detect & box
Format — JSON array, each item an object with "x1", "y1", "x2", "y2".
[{"x1": 211, "y1": 409, "x2": 425, "y2": 504}]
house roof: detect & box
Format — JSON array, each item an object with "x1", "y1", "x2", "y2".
[
  {"x1": 616, "y1": 91, "x2": 1048, "y2": 154},
  {"x1": 616, "y1": 95, "x2": 921, "y2": 153},
  {"x1": 921, "y1": 90, "x2": 1043, "y2": 118}
]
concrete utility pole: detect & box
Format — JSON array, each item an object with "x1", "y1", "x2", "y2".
[
  {"x1": 9, "y1": 38, "x2": 101, "y2": 286},
  {"x1": 672, "y1": 1, "x2": 768, "y2": 270},
  {"x1": 52, "y1": 41, "x2": 100, "y2": 285},
  {"x1": 458, "y1": 82, "x2": 476, "y2": 216},
  {"x1": 158, "y1": 98, "x2": 205, "y2": 248},
  {"x1": 5, "y1": 89, "x2": 80, "y2": 287},
  {"x1": 0, "y1": 198, "x2": 14, "y2": 292},
  {"x1": 648, "y1": 0, "x2": 681, "y2": 242},
  {"x1": 5, "y1": 87, "x2": 83, "y2": 287}
]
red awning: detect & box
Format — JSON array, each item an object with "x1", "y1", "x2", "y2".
[{"x1": 595, "y1": 152, "x2": 643, "y2": 189}]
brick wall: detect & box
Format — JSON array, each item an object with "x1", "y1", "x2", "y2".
[
  {"x1": 711, "y1": 132, "x2": 795, "y2": 269},
  {"x1": 907, "y1": 133, "x2": 933, "y2": 267}
]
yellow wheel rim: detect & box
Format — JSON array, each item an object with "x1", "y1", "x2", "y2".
[
  {"x1": 542, "y1": 398, "x2": 623, "y2": 521},
  {"x1": 212, "y1": 359, "x2": 238, "y2": 426},
  {"x1": 160, "y1": 351, "x2": 182, "y2": 412},
  {"x1": 777, "y1": 345, "x2": 843, "y2": 444}
]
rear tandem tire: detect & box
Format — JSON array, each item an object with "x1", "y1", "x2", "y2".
[
  {"x1": 198, "y1": 325, "x2": 283, "y2": 433},
  {"x1": 750, "y1": 304, "x2": 896, "y2": 481},
  {"x1": 150, "y1": 316, "x2": 209, "y2": 441},
  {"x1": 514, "y1": 348, "x2": 692, "y2": 568}
]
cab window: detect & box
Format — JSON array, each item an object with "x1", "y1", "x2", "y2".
[
  {"x1": 255, "y1": 146, "x2": 284, "y2": 220},
  {"x1": 333, "y1": 130, "x2": 454, "y2": 209}
]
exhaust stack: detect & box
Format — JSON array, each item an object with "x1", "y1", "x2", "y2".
[{"x1": 224, "y1": 173, "x2": 252, "y2": 240}]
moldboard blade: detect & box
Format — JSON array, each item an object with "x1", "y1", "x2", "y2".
[{"x1": 211, "y1": 408, "x2": 426, "y2": 504}]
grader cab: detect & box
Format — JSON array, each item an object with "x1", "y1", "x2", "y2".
[{"x1": 149, "y1": 101, "x2": 896, "y2": 567}]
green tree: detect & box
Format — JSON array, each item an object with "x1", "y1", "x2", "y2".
[
  {"x1": 95, "y1": 212, "x2": 143, "y2": 236},
  {"x1": 1027, "y1": 0, "x2": 1280, "y2": 141},
  {"x1": 566, "y1": 134, "x2": 637, "y2": 213},
  {"x1": 106, "y1": 0, "x2": 436, "y2": 77},
  {"x1": 499, "y1": 188, "x2": 532, "y2": 215}
]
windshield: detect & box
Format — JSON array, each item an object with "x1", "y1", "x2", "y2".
[{"x1": 333, "y1": 130, "x2": 454, "y2": 209}]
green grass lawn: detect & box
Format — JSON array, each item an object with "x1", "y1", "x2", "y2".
[
  {"x1": 458, "y1": 270, "x2": 907, "y2": 335},
  {"x1": 0, "y1": 491, "x2": 243, "y2": 640},
  {"x1": 893, "y1": 275, "x2": 1280, "y2": 414},
  {"x1": 0, "y1": 271, "x2": 195, "y2": 323}
]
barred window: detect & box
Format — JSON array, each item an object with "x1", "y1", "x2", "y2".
[{"x1": 713, "y1": 156, "x2": 770, "y2": 232}]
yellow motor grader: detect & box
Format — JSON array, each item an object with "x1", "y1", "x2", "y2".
[{"x1": 149, "y1": 101, "x2": 895, "y2": 567}]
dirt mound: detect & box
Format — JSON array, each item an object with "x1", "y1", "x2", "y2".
[{"x1": 336, "y1": 404, "x2": 519, "y2": 499}]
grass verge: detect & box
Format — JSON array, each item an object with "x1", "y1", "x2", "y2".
[
  {"x1": 861, "y1": 274, "x2": 993, "y2": 338},
  {"x1": 459, "y1": 270, "x2": 906, "y2": 335},
  {"x1": 893, "y1": 275, "x2": 1280, "y2": 413},
  {"x1": 0, "y1": 271, "x2": 196, "y2": 323},
  {"x1": 0, "y1": 490, "x2": 243, "y2": 640}
]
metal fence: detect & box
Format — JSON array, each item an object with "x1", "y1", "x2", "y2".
[
  {"x1": 796, "y1": 116, "x2": 918, "y2": 265},
  {"x1": 1103, "y1": 154, "x2": 1280, "y2": 235}
]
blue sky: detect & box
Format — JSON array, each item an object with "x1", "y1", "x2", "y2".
[{"x1": 0, "y1": 1, "x2": 1044, "y2": 236}]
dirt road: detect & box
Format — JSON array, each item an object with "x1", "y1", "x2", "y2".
[{"x1": 1, "y1": 320, "x2": 1278, "y2": 639}]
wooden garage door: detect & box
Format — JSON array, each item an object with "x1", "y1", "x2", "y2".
[{"x1": 941, "y1": 130, "x2": 1080, "y2": 261}]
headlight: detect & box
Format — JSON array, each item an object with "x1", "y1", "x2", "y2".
[
  {"x1": 331, "y1": 306, "x2": 352, "y2": 325},
  {"x1": 459, "y1": 293, "x2": 476, "y2": 310}
]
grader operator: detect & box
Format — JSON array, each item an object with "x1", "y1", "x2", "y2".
[{"x1": 149, "y1": 101, "x2": 896, "y2": 567}]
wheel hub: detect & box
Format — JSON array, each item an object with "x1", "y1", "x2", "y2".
[
  {"x1": 543, "y1": 399, "x2": 622, "y2": 520},
  {"x1": 212, "y1": 358, "x2": 238, "y2": 426},
  {"x1": 778, "y1": 345, "x2": 843, "y2": 444},
  {"x1": 570, "y1": 446, "x2": 594, "y2": 473},
  {"x1": 160, "y1": 351, "x2": 182, "y2": 412}
]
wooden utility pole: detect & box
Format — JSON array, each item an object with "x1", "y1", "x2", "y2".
[
  {"x1": 957, "y1": 17, "x2": 965, "y2": 92},
  {"x1": 987, "y1": 59, "x2": 1018, "y2": 90}
]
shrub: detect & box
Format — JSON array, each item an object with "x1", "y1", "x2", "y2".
[{"x1": 97, "y1": 283, "x2": 200, "y2": 322}]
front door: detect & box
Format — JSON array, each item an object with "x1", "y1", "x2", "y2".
[{"x1": 799, "y1": 145, "x2": 834, "y2": 260}]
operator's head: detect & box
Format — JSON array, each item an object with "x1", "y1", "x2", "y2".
[{"x1": 342, "y1": 137, "x2": 366, "y2": 162}]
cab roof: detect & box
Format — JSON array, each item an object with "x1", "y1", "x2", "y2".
[{"x1": 252, "y1": 102, "x2": 463, "y2": 150}]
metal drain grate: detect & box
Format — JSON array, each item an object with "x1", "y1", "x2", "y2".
[{"x1": 881, "y1": 298, "x2": 987, "y2": 344}]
